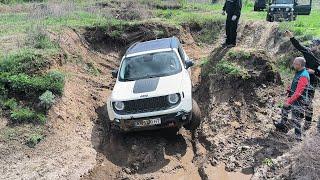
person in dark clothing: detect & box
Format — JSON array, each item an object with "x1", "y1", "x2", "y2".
[
  {"x1": 222, "y1": 0, "x2": 242, "y2": 47},
  {"x1": 285, "y1": 31, "x2": 320, "y2": 131},
  {"x1": 274, "y1": 57, "x2": 310, "y2": 141}
]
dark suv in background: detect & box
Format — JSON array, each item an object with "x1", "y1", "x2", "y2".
[{"x1": 267, "y1": 0, "x2": 312, "y2": 22}]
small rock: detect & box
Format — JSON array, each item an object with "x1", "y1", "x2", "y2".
[
  {"x1": 225, "y1": 162, "x2": 236, "y2": 172},
  {"x1": 235, "y1": 101, "x2": 242, "y2": 107},
  {"x1": 241, "y1": 146, "x2": 250, "y2": 151}
]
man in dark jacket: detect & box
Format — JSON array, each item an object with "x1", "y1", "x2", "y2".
[
  {"x1": 275, "y1": 57, "x2": 310, "y2": 140},
  {"x1": 285, "y1": 31, "x2": 320, "y2": 130},
  {"x1": 222, "y1": 0, "x2": 242, "y2": 47}
]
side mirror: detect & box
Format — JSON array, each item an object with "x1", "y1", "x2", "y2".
[
  {"x1": 111, "y1": 70, "x2": 118, "y2": 78},
  {"x1": 185, "y1": 60, "x2": 194, "y2": 69}
]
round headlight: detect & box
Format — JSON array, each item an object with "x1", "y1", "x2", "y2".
[
  {"x1": 271, "y1": 8, "x2": 274, "y2": 11},
  {"x1": 168, "y1": 94, "x2": 179, "y2": 104},
  {"x1": 286, "y1": 8, "x2": 290, "y2": 11},
  {"x1": 114, "y1": 101, "x2": 125, "y2": 111}
]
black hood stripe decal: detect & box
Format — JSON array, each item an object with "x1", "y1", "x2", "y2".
[{"x1": 133, "y1": 78, "x2": 160, "y2": 94}]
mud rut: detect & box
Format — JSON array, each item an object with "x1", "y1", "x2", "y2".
[{"x1": 48, "y1": 27, "x2": 214, "y2": 180}]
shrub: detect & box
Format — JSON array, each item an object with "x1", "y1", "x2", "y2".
[
  {"x1": 0, "y1": 49, "x2": 49, "y2": 75},
  {"x1": 39, "y1": 90, "x2": 55, "y2": 110},
  {"x1": 10, "y1": 107, "x2": 36, "y2": 123},
  {"x1": 0, "y1": 83, "x2": 7, "y2": 97},
  {"x1": 10, "y1": 107, "x2": 46, "y2": 124},
  {"x1": 26, "y1": 133, "x2": 44, "y2": 148},
  {"x1": 0, "y1": 71, "x2": 65, "y2": 96},
  {"x1": 2, "y1": 98, "x2": 18, "y2": 110},
  {"x1": 26, "y1": 25, "x2": 58, "y2": 49}
]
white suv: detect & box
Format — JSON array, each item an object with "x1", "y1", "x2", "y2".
[{"x1": 107, "y1": 37, "x2": 201, "y2": 132}]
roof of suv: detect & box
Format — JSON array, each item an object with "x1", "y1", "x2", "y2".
[{"x1": 126, "y1": 37, "x2": 180, "y2": 55}]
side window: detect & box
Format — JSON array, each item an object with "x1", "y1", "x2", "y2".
[{"x1": 178, "y1": 46, "x2": 186, "y2": 65}]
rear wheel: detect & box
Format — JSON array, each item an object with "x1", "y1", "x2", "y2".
[{"x1": 184, "y1": 99, "x2": 201, "y2": 131}]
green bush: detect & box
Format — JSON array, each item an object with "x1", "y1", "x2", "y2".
[
  {"x1": 0, "y1": 49, "x2": 49, "y2": 75},
  {"x1": 0, "y1": 83, "x2": 7, "y2": 97},
  {"x1": 26, "y1": 26, "x2": 58, "y2": 49},
  {"x1": 39, "y1": 90, "x2": 55, "y2": 110},
  {"x1": 10, "y1": 107, "x2": 46, "y2": 124},
  {"x1": 0, "y1": 71, "x2": 65, "y2": 96},
  {"x1": 10, "y1": 107, "x2": 36, "y2": 123},
  {"x1": 26, "y1": 133, "x2": 44, "y2": 148},
  {"x1": 2, "y1": 98, "x2": 18, "y2": 110}
]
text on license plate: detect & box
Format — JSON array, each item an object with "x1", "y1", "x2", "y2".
[{"x1": 135, "y1": 118, "x2": 161, "y2": 127}]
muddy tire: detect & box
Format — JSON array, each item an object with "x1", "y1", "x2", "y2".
[{"x1": 184, "y1": 100, "x2": 201, "y2": 131}]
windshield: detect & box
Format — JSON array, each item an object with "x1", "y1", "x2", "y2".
[
  {"x1": 273, "y1": 0, "x2": 294, "y2": 4},
  {"x1": 119, "y1": 51, "x2": 182, "y2": 81}
]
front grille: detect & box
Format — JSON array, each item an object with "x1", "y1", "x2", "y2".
[{"x1": 114, "y1": 95, "x2": 180, "y2": 114}]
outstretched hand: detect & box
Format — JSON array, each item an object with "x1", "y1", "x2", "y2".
[
  {"x1": 284, "y1": 30, "x2": 293, "y2": 38},
  {"x1": 231, "y1": 15, "x2": 237, "y2": 21}
]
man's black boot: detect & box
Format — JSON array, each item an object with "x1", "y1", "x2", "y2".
[
  {"x1": 304, "y1": 116, "x2": 312, "y2": 131},
  {"x1": 274, "y1": 121, "x2": 289, "y2": 133}
]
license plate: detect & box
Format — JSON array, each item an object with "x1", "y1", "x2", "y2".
[{"x1": 134, "y1": 118, "x2": 161, "y2": 127}]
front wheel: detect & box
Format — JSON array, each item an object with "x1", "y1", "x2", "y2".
[{"x1": 184, "y1": 99, "x2": 201, "y2": 131}]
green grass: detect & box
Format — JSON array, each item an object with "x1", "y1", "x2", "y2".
[
  {"x1": 279, "y1": 9, "x2": 320, "y2": 38},
  {"x1": 227, "y1": 49, "x2": 252, "y2": 60},
  {"x1": 215, "y1": 60, "x2": 251, "y2": 79}
]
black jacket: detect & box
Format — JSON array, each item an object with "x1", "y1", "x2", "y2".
[
  {"x1": 223, "y1": 0, "x2": 242, "y2": 16},
  {"x1": 290, "y1": 37, "x2": 320, "y2": 86}
]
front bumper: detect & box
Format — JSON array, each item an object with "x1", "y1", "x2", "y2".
[
  {"x1": 111, "y1": 111, "x2": 191, "y2": 132},
  {"x1": 270, "y1": 12, "x2": 294, "y2": 21}
]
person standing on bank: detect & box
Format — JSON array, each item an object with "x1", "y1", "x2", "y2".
[
  {"x1": 284, "y1": 30, "x2": 320, "y2": 131},
  {"x1": 274, "y1": 57, "x2": 310, "y2": 141},
  {"x1": 222, "y1": 0, "x2": 242, "y2": 48}
]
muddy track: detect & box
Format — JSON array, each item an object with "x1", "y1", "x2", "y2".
[{"x1": 79, "y1": 25, "x2": 214, "y2": 180}]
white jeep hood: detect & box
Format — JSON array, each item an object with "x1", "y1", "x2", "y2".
[{"x1": 111, "y1": 73, "x2": 184, "y2": 101}]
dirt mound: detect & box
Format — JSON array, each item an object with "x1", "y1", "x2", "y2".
[
  {"x1": 84, "y1": 22, "x2": 181, "y2": 54},
  {"x1": 192, "y1": 47, "x2": 296, "y2": 177},
  {"x1": 237, "y1": 21, "x2": 286, "y2": 54}
]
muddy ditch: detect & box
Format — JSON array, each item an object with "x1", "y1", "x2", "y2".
[
  {"x1": 81, "y1": 21, "x2": 293, "y2": 180},
  {"x1": 1, "y1": 19, "x2": 311, "y2": 179}
]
